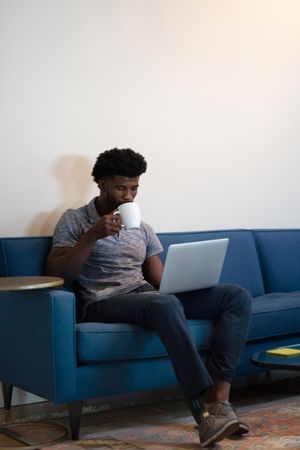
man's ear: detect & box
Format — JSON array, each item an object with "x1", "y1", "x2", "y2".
[{"x1": 98, "y1": 179, "x2": 105, "y2": 192}]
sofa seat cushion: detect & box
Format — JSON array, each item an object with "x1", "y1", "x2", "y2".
[
  {"x1": 248, "y1": 291, "x2": 300, "y2": 341},
  {"x1": 76, "y1": 319, "x2": 214, "y2": 364}
]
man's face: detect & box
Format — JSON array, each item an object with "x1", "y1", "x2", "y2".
[{"x1": 99, "y1": 175, "x2": 140, "y2": 211}]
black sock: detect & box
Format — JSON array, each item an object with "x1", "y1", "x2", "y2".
[
  {"x1": 189, "y1": 398, "x2": 207, "y2": 424},
  {"x1": 188, "y1": 387, "x2": 212, "y2": 424}
]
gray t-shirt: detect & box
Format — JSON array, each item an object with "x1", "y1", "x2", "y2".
[{"x1": 52, "y1": 198, "x2": 163, "y2": 308}]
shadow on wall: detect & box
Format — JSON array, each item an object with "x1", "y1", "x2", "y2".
[{"x1": 26, "y1": 154, "x2": 94, "y2": 236}]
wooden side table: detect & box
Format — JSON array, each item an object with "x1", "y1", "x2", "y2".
[{"x1": 0, "y1": 276, "x2": 64, "y2": 291}]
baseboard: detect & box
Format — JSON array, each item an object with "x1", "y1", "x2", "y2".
[{"x1": 0, "y1": 382, "x2": 45, "y2": 408}]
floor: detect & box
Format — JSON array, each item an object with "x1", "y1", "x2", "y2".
[{"x1": 1, "y1": 372, "x2": 300, "y2": 449}]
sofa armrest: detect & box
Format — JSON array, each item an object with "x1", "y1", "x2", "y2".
[{"x1": 0, "y1": 288, "x2": 78, "y2": 402}]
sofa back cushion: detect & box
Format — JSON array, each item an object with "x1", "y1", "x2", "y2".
[
  {"x1": 254, "y1": 230, "x2": 300, "y2": 293},
  {"x1": 0, "y1": 231, "x2": 265, "y2": 298},
  {"x1": 0, "y1": 237, "x2": 52, "y2": 276},
  {"x1": 157, "y1": 230, "x2": 265, "y2": 297}
]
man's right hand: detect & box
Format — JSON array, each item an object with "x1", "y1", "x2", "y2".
[{"x1": 88, "y1": 212, "x2": 122, "y2": 240}]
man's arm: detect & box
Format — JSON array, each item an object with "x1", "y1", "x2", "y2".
[
  {"x1": 46, "y1": 213, "x2": 122, "y2": 283},
  {"x1": 46, "y1": 234, "x2": 96, "y2": 284},
  {"x1": 142, "y1": 254, "x2": 164, "y2": 290}
]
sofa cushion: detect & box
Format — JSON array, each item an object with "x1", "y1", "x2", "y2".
[
  {"x1": 158, "y1": 230, "x2": 265, "y2": 297},
  {"x1": 248, "y1": 291, "x2": 300, "y2": 341},
  {"x1": 254, "y1": 230, "x2": 300, "y2": 293},
  {"x1": 0, "y1": 237, "x2": 52, "y2": 276},
  {"x1": 76, "y1": 319, "x2": 214, "y2": 363}
]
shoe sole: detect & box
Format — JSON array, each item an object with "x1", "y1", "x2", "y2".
[
  {"x1": 232, "y1": 422, "x2": 249, "y2": 435},
  {"x1": 201, "y1": 419, "x2": 239, "y2": 447}
]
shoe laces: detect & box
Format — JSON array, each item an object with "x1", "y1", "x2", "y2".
[{"x1": 208, "y1": 400, "x2": 235, "y2": 415}]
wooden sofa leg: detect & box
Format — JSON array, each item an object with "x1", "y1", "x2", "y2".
[
  {"x1": 68, "y1": 400, "x2": 83, "y2": 440},
  {"x1": 2, "y1": 383, "x2": 13, "y2": 410}
]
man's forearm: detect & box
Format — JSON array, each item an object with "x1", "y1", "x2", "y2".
[{"x1": 46, "y1": 230, "x2": 98, "y2": 283}]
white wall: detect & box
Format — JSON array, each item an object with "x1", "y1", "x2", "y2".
[
  {"x1": 1, "y1": 0, "x2": 300, "y2": 405},
  {"x1": 1, "y1": 0, "x2": 300, "y2": 237}
]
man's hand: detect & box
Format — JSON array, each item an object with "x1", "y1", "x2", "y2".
[{"x1": 88, "y1": 212, "x2": 122, "y2": 240}]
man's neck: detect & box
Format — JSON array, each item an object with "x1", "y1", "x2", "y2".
[{"x1": 94, "y1": 196, "x2": 113, "y2": 217}]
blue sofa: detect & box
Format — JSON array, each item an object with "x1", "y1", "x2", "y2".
[{"x1": 1, "y1": 229, "x2": 300, "y2": 439}]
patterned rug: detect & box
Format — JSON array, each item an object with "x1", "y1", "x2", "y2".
[
  {"x1": 42, "y1": 395, "x2": 300, "y2": 449},
  {"x1": 225, "y1": 396, "x2": 300, "y2": 449},
  {"x1": 3, "y1": 388, "x2": 300, "y2": 449}
]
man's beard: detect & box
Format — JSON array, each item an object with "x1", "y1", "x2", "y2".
[{"x1": 105, "y1": 193, "x2": 120, "y2": 211}]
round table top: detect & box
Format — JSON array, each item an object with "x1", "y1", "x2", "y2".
[
  {"x1": 252, "y1": 348, "x2": 300, "y2": 371},
  {"x1": 0, "y1": 276, "x2": 64, "y2": 291}
]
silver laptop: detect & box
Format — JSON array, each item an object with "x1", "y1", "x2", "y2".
[{"x1": 159, "y1": 238, "x2": 229, "y2": 294}]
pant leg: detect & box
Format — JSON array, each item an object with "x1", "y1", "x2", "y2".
[
  {"x1": 177, "y1": 283, "x2": 252, "y2": 383},
  {"x1": 84, "y1": 287, "x2": 213, "y2": 399}
]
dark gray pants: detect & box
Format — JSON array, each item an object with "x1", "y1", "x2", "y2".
[{"x1": 84, "y1": 284, "x2": 252, "y2": 400}]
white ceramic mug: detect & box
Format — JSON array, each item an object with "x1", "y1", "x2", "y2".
[{"x1": 117, "y1": 202, "x2": 141, "y2": 230}]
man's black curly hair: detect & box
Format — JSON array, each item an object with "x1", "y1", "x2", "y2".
[{"x1": 92, "y1": 148, "x2": 147, "y2": 182}]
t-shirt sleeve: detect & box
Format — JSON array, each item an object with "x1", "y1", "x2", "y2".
[
  {"x1": 143, "y1": 223, "x2": 163, "y2": 257},
  {"x1": 52, "y1": 209, "x2": 84, "y2": 247}
]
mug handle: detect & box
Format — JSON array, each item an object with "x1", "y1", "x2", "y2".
[{"x1": 113, "y1": 210, "x2": 124, "y2": 228}]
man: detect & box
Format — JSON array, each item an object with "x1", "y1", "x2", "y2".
[{"x1": 46, "y1": 148, "x2": 252, "y2": 447}]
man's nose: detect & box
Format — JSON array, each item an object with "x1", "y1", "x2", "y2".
[{"x1": 123, "y1": 190, "x2": 134, "y2": 202}]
